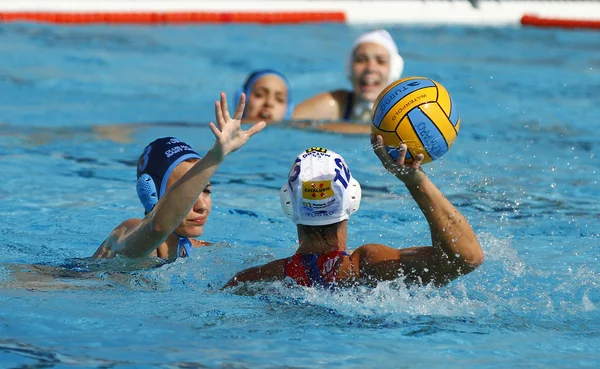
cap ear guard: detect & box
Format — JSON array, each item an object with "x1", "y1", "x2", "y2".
[
  {"x1": 136, "y1": 173, "x2": 158, "y2": 214},
  {"x1": 388, "y1": 52, "x2": 404, "y2": 84},
  {"x1": 347, "y1": 177, "x2": 361, "y2": 216},
  {"x1": 279, "y1": 183, "x2": 294, "y2": 219}
]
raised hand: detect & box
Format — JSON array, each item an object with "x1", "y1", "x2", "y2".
[
  {"x1": 370, "y1": 134, "x2": 427, "y2": 187},
  {"x1": 209, "y1": 92, "x2": 266, "y2": 159}
]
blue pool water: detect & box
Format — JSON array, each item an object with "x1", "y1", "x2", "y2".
[{"x1": 0, "y1": 23, "x2": 599, "y2": 368}]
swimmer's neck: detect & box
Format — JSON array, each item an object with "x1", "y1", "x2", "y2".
[
  {"x1": 157, "y1": 233, "x2": 206, "y2": 259},
  {"x1": 295, "y1": 222, "x2": 348, "y2": 255},
  {"x1": 351, "y1": 91, "x2": 374, "y2": 105},
  {"x1": 350, "y1": 92, "x2": 374, "y2": 121}
]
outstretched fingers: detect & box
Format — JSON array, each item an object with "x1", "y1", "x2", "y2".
[
  {"x1": 214, "y1": 92, "x2": 245, "y2": 132},
  {"x1": 214, "y1": 100, "x2": 225, "y2": 131},
  {"x1": 233, "y1": 93, "x2": 246, "y2": 120},
  {"x1": 220, "y1": 92, "x2": 232, "y2": 122},
  {"x1": 208, "y1": 121, "x2": 221, "y2": 139},
  {"x1": 244, "y1": 120, "x2": 267, "y2": 138}
]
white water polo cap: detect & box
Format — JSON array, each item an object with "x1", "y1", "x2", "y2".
[
  {"x1": 280, "y1": 148, "x2": 361, "y2": 226},
  {"x1": 346, "y1": 29, "x2": 404, "y2": 85}
]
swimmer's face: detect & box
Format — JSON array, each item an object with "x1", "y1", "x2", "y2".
[
  {"x1": 166, "y1": 159, "x2": 212, "y2": 238},
  {"x1": 350, "y1": 42, "x2": 391, "y2": 102},
  {"x1": 245, "y1": 75, "x2": 288, "y2": 122}
]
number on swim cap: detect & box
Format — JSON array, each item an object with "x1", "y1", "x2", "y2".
[{"x1": 305, "y1": 147, "x2": 328, "y2": 154}]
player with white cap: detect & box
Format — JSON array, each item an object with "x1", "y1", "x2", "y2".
[
  {"x1": 225, "y1": 138, "x2": 484, "y2": 288},
  {"x1": 292, "y1": 29, "x2": 404, "y2": 128}
]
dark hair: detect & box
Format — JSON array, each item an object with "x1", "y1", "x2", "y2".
[{"x1": 299, "y1": 222, "x2": 342, "y2": 245}]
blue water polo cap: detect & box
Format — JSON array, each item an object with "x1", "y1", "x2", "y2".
[
  {"x1": 235, "y1": 69, "x2": 293, "y2": 120},
  {"x1": 136, "y1": 137, "x2": 201, "y2": 213}
]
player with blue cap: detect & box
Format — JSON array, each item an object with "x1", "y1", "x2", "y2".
[
  {"x1": 93, "y1": 92, "x2": 266, "y2": 261},
  {"x1": 235, "y1": 69, "x2": 293, "y2": 122}
]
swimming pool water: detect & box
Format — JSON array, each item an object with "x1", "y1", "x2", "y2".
[{"x1": 0, "y1": 23, "x2": 599, "y2": 368}]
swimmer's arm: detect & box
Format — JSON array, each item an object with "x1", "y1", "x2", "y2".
[
  {"x1": 400, "y1": 173, "x2": 484, "y2": 284},
  {"x1": 267, "y1": 119, "x2": 370, "y2": 135},
  {"x1": 353, "y1": 241, "x2": 481, "y2": 287},
  {"x1": 292, "y1": 90, "x2": 347, "y2": 121},
  {"x1": 223, "y1": 259, "x2": 286, "y2": 288},
  {"x1": 309, "y1": 122, "x2": 371, "y2": 135},
  {"x1": 93, "y1": 219, "x2": 140, "y2": 258},
  {"x1": 369, "y1": 136, "x2": 484, "y2": 285}
]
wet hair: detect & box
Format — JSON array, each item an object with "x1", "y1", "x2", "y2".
[{"x1": 298, "y1": 222, "x2": 343, "y2": 246}]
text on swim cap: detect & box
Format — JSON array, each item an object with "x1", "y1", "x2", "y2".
[
  {"x1": 165, "y1": 144, "x2": 194, "y2": 158},
  {"x1": 305, "y1": 147, "x2": 328, "y2": 154},
  {"x1": 302, "y1": 197, "x2": 336, "y2": 210},
  {"x1": 288, "y1": 158, "x2": 302, "y2": 192},
  {"x1": 302, "y1": 180, "x2": 334, "y2": 200},
  {"x1": 333, "y1": 158, "x2": 351, "y2": 189}
]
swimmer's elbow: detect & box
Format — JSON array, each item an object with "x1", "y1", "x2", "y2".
[
  {"x1": 222, "y1": 277, "x2": 239, "y2": 289},
  {"x1": 472, "y1": 250, "x2": 485, "y2": 268},
  {"x1": 148, "y1": 216, "x2": 170, "y2": 235},
  {"x1": 223, "y1": 272, "x2": 249, "y2": 289},
  {"x1": 460, "y1": 248, "x2": 485, "y2": 274},
  {"x1": 469, "y1": 240, "x2": 485, "y2": 268}
]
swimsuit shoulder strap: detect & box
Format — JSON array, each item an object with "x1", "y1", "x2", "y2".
[
  {"x1": 343, "y1": 92, "x2": 354, "y2": 121},
  {"x1": 301, "y1": 254, "x2": 325, "y2": 286},
  {"x1": 174, "y1": 233, "x2": 193, "y2": 258}
]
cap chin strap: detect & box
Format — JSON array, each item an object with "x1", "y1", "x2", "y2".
[
  {"x1": 387, "y1": 52, "x2": 404, "y2": 84},
  {"x1": 279, "y1": 178, "x2": 362, "y2": 221}
]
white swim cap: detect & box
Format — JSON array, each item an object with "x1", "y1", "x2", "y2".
[
  {"x1": 280, "y1": 148, "x2": 361, "y2": 226},
  {"x1": 346, "y1": 29, "x2": 404, "y2": 85}
]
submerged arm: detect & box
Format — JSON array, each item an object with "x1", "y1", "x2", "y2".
[{"x1": 223, "y1": 259, "x2": 286, "y2": 288}]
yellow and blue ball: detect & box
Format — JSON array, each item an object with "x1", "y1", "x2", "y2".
[{"x1": 371, "y1": 76, "x2": 460, "y2": 164}]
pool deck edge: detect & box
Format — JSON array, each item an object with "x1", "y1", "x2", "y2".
[{"x1": 0, "y1": 1, "x2": 599, "y2": 27}]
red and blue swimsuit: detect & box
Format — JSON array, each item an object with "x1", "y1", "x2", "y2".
[{"x1": 284, "y1": 251, "x2": 348, "y2": 287}]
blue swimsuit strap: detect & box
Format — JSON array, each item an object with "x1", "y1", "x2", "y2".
[
  {"x1": 174, "y1": 232, "x2": 193, "y2": 258},
  {"x1": 300, "y1": 251, "x2": 348, "y2": 287},
  {"x1": 343, "y1": 92, "x2": 354, "y2": 121},
  {"x1": 301, "y1": 254, "x2": 324, "y2": 287}
]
